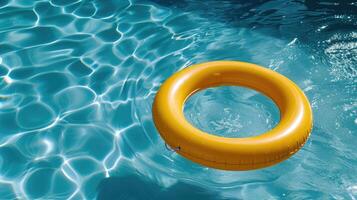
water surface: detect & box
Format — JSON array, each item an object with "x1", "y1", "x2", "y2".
[{"x1": 0, "y1": 0, "x2": 356, "y2": 199}]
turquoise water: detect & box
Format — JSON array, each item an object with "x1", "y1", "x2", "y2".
[{"x1": 0, "y1": 0, "x2": 356, "y2": 199}]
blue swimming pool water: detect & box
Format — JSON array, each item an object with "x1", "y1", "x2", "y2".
[{"x1": 0, "y1": 0, "x2": 356, "y2": 199}]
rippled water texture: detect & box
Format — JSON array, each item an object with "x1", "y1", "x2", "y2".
[{"x1": 0, "y1": 0, "x2": 356, "y2": 199}]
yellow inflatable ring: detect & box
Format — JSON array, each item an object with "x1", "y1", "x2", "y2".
[{"x1": 152, "y1": 61, "x2": 312, "y2": 170}]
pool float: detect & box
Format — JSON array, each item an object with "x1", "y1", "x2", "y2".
[{"x1": 152, "y1": 61, "x2": 312, "y2": 170}]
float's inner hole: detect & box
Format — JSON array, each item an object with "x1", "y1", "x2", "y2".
[{"x1": 183, "y1": 86, "x2": 280, "y2": 138}]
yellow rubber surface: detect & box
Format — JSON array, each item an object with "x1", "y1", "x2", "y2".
[{"x1": 152, "y1": 61, "x2": 313, "y2": 170}]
